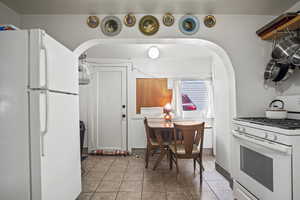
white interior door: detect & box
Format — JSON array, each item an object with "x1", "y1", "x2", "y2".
[{"x1": 90, "y1": 66, "x2": 127, "y2": 151}]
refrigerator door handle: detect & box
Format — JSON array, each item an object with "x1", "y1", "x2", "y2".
[
  {"x1": 41, "y1": 34, "x2": 49, "y2": 89},
  {"x1": 41, "y1": 90, "x2": 49, "y2": 156}
]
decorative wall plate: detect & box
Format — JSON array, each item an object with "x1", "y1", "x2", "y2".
[
  {"x1": 124, "y1": 13, "x2": 136, "y2": 27},
  {"x1": 139, "y1": 15, "x2": 160, "y2": 36},
  {"x1": 204, "y1": 15, "x2": 216, "y2": 28},
  {"x1": 101, "y1": 16, "x2": 122, "y2": 36},
  {"x1": 179, "y1": 15, "x2": 200, "y2": 35},
  {"x1": 163, "y1": 13, "x2": 175, "y2": 27},
  {"x1": 87, "y1": 16, "x2": 100, "y2": 28}
]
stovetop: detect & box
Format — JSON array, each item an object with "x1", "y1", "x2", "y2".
[{"x1": 236, "y1": 117, "x2": 300, "y2": 130}]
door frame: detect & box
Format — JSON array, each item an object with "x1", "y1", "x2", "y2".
[{"x1": 86, "y1": 60, "x2": 131, "y2": 151}]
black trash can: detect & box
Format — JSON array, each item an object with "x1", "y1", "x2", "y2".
[{"x1": 80, "y1": 121, "x2": 86, "y2": 160}]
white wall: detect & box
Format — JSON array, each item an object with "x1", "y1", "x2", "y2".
[
  {"x1": 86, "y1": 44, "x2": 214, "y2": 150},
  {"x1": 87, "y1": 44, "x2": 213, "y2": 78},
  {"x1": 21, "y1": 14, "x2": 276, "y2": 173},
  {"x1": 275, "y1": 2, "x2": 300, "y2": 96},
  {"x1": 78, "y1": 39, "x2": 236, "y2": 174},
  {"x1": 21, "y1": 14, "x2": 276, "y2": 117},
  {"x1": 0, "y1": 2, "x2": 20, "y2": 27}
]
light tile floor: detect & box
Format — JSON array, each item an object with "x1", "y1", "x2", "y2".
[{"x1": 78, "y1": 154, "x2": 233, "y2": 200}]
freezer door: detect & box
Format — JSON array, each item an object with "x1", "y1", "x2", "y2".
[
  {"x1": 29, "y1": 30, "x2": 78, "y2": 94},
  {"x1": 30, "y1": 91, "x2": 81, "y2": 200}
]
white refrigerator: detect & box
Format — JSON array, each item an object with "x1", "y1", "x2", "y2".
[{"x1": 0, "y1": 29, "x2": 81, "y2": 200}]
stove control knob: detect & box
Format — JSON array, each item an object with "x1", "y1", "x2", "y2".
[
  {"x1": 241, "y1": 127, "x2": 246, "y2": 133},
  {"x1": 273, "y1": 135, "x2": 278, "y2": 141},
  {"x1": 236, "y1": 127, "x2": 241, "y2": 132}
]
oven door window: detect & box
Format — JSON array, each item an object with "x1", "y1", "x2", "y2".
[{"x1": 240, "y1": 146, "x2": 273, "y2": 191}]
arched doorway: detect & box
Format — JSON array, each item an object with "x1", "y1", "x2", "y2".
[{"x1": 74, "y1": 38, "x2": 237, "y2": 174}]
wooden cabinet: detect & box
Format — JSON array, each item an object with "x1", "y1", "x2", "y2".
[
  {"x1": 136, "y1": 78, "x2": 172, "y2": 114},
  {"x1": 260, "y1": 15, "x2": 300, "y2": 41}
]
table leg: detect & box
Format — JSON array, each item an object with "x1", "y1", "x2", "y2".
[{"x1": 153, "y1": 129, "x2": 167, "y2": 170}]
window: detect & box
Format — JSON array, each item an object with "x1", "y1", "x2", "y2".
[
  {"x1": 172, "y1": 79, "x2": 214, "y2": 119},
  {"x1": 181, "y1": 80, "x2": 209, "y2": 112}
]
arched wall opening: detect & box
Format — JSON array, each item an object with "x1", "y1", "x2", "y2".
[{"x1": 74, "y1": 38, "x2": 237, "y2": 174}]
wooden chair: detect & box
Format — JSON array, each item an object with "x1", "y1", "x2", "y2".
[
  {"x1": 144, "y1": 118, "x2": 169, "y2": 168},
  {"x1": 169, "y1": 122, "x2": 205, "y2": 183}
]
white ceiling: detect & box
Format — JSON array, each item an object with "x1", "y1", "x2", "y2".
[
  {"x1": 1, "y1": 0, "x2": 298, "y2": 15},
  {"x1": 87, "y1": 44, "x2": 212, "y2": 59}
]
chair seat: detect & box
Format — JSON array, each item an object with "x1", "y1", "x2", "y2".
[
  {"x1": 150, "y1": 138, "x2": 169, "y2": 146},
  {"x1": 169, "y1": 144, "x2": 200, "y2": 155}
]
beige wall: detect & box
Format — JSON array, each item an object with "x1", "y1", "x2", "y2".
[
  {"x1": 0, "y1": 2, "x2": 20, "y2": 27},
  {"x1": 287, "y1": 1, "x2": 300, "y2": 12}
]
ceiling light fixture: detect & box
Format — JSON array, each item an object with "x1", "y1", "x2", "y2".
[{"x1": 148, "y1": 46, "x2": 160, "y2": 59}]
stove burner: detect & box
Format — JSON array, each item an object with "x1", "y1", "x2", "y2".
[{"x1": 236, "y1": 117, "x2": 300, "y2": 130}]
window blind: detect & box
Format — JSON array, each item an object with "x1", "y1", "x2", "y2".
[{"x1": 181, "y1": 80, "x2": 209, "y2": 112}]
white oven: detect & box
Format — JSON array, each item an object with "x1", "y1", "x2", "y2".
[{"x1": 232, "y1": 129, "x2": 292, "y2": 200}]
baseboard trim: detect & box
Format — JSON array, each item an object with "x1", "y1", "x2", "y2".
[
  {"x1": 215, "y1": 162, "x2": 233, "y2": 189},
  {"x1": 131, "y1": 148, "x2": 146, "y2": 155},
  {"x1": 131, "y1": 148, "x2": 214, "y2": 156},
  {"x1": 202, "y1": 148, "x2": 213, "y2": 156},
  {"x1": 82, "y1": 147, "x2": 88, "y2": 154}
]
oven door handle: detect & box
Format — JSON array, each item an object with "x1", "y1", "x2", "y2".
[{"x1": 233, "y1": 131, "x2": 292, "y2": 154}]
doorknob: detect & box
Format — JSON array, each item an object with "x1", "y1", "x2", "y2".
[{"x1": 122, "y1": 114, "x2": 126, "y2": 118}]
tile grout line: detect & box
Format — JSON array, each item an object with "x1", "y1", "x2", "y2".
[
  {"x1": 141, "y1": 161, "x2": 145, "y2": 200},
  {"x1": 164, "y1": 170, "x2": 168, "y2": 200},
  {"x1": 81, "y1": 155, "x2": 228, "y2": 200},
  {"x1": 115, "y1": 157, "x2": 129, "y2": 200},
  {"x1": 83, "y1": 158, "x2": 99, "y2": 200},
  {"x1": 83, "y1": 158, "x2": 98, "y2": 200},
  {"x1": 94, "y1": 157, "x2": 115, "y2": 191},
  {"x1": 92, "y1": 157, "x2": 117, "y2": 200},
  {"x1": 204, "y1": 179, "x2": 221, "y2": 200}
]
